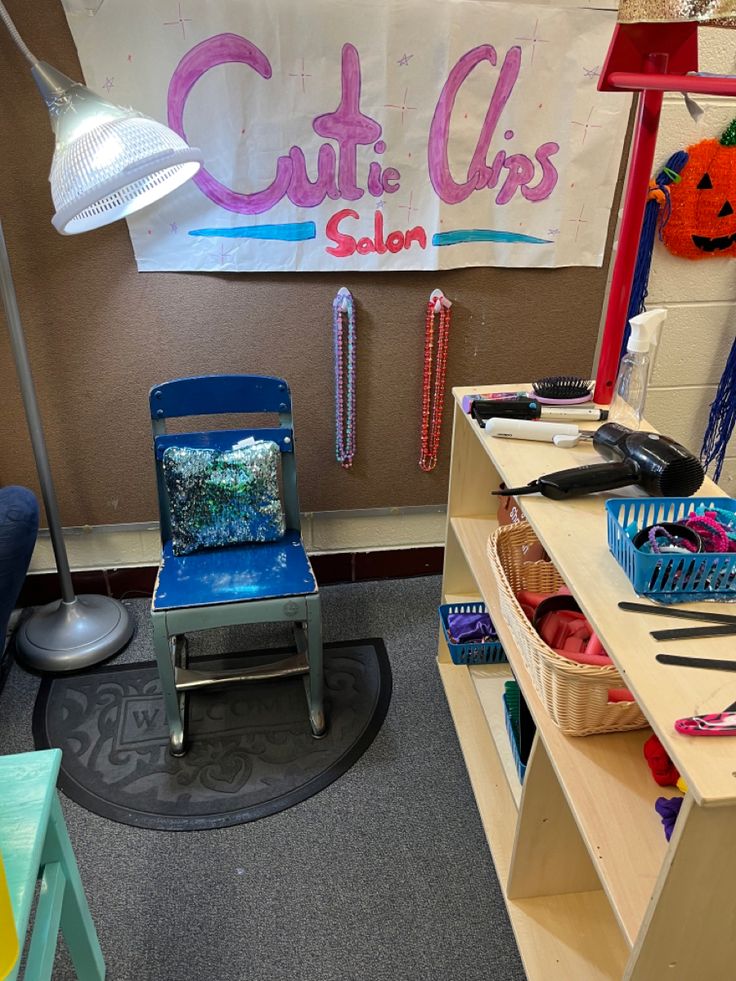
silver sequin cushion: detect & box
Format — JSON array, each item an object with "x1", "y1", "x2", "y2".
[{"x1": 162, "y1": 442, "x2": 286, "y2": 556}]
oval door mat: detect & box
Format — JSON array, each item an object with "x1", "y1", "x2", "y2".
[{"x1": 33, "y1": 639, "x2": 391, "y2": 831}]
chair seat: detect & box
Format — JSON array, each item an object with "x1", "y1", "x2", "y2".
[{"x1": 152, "y1": 530, "x2": 317, "y2": 612}]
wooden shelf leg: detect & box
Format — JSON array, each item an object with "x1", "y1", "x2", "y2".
[
  {"x1": 446, "y1": 403, "x2": 501, "y2": 518},
  {"x1": 625, "y1": 795, "x2": 736, "y2": 979},
  {"x1": 507, "y1": 738, "x2": 601, "y2": 899},
  {"x1": 442, "y1": 521, "x2": 480, "y2": 602}
]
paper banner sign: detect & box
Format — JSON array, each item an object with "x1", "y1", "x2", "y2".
[{"x1": 62, "y1": 0, "x2": 629, "y2": 272}]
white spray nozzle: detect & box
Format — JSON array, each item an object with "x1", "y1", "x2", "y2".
[{"x1": 627, "y1": 308, "x2": 667, "y2": 353}]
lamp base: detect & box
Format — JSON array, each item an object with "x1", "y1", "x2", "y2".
[{"x1": 15, "y1": 594, "x2": 133, "y2": 672}]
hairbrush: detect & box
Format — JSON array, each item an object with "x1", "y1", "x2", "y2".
[{"x1": 531, "y1": 376, "x2": 594, "y2": 405}]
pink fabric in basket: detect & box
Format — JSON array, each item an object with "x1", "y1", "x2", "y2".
[{"x1": 517, "y1": 587, "x2": 635, "y2": 704}]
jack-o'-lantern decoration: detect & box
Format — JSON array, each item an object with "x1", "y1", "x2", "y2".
[{"x1": 662, "y1": 119, "x2": 736, "y2": 260}]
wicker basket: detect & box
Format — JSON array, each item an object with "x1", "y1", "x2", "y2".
[{"x1": 487, "y1": 522, "x2": 648, "y2": 737}]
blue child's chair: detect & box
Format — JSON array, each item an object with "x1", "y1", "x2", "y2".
[{"x1": 149, "y1": 374, "x2": 325, "y2": 756}]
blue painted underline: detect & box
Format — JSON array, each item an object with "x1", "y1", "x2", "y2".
[
  {"x1": 432, "y1": 229, "x2": 552, "y2": 247},
  {"x1": 189, "y1": 222, "x2": 316, "y2": 242}
]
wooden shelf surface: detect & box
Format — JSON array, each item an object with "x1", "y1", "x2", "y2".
[
  {"x1": 453, "y1": 386, "x2": 736, "y2": 809},
  {"x1": 439, "y1": 618, "x2": 521, "y2": 807},
  {"x1": 450, "y1": 514, "x2": 675, "y2": 947},
  {"x1": 444, "y1": 592, "x2": 483, "y2": 605},
  {"x1": 509, "y1": 892, "x2": 629, "y2": 981},
  {"x1": 437, "y1": 652, "x2": 629, "y2": 980},
  {"x1": 469, "y1": 663, "x2": 522, "y2": 808}
]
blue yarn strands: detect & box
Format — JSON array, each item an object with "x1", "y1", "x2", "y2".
[
  {"x1": 701, "y1": 334, "x2": 736, "y2": 483},
  {"x1": 621, "y1": 150, "x2": 689, "y2": 356}
]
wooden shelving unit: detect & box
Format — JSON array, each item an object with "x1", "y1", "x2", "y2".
[{"x1": 438, "y1": 386, "x2": 736, "y2": 980}]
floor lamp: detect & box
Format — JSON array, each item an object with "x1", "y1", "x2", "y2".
[{"x1": 0, "y1": 1, "x2": 202, "y2": 670}]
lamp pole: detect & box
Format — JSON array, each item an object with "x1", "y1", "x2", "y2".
[
  {"x1": 0, "y1": 224, "x2": 74, "y2": 603},
  {"x1": 0, "y1": 0, "x2": 200, "y2": 670},
  {"x1": 0, "y1": 220, "x2": 133, "y2": 669}
]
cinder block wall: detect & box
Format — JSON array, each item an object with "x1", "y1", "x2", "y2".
[{"x1": 645, "y1": 29, "x2": 736, "y2": 492}]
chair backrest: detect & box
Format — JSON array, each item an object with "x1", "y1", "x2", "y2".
[{"x1": 149, "y1": 374, "x2": 300, "y2": 544}]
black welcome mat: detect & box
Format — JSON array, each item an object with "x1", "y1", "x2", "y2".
[{"x1": 33, "y1": 640, "x2": 391, "y2": 831}]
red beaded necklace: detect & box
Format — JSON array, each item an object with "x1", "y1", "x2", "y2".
[{"x1": 419, "y1": 293, "x2": 451, "y2": 472}]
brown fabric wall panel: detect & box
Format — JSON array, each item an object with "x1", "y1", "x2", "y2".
[{"x1": 0, "y1": 1, "x2": 624, "y2": 527}]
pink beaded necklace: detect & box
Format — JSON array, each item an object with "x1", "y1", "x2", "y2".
[
  {"x1": 333, "y1": 288, "x2": 356, "y2": 469},
  {"x1": 420, "y1": 291, "x2": 452, "y2": 472}
]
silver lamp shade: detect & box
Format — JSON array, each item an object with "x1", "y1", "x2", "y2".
[{"x1": 31, "y1": 62, "x2": 202, "y2": 234}]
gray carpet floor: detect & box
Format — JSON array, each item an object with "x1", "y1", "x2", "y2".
[{"x1": 0, "y1": 577, "x2": 526, "y2": 981}]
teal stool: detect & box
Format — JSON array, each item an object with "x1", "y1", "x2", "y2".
[{"x1": 0, "y1": 750, "x2": 104, "y2": 980}]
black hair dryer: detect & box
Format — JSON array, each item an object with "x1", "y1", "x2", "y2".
[{"x1": 497, "y1": 423, "x2": 705, "y2": 501}]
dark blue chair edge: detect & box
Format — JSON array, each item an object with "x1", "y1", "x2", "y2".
[{"x1": 149, "y1": 375, "x2": 292, "y2": 420}]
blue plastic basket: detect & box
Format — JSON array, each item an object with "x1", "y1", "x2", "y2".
[
  {"x1": 606, "y1": 497, "x2": 736, "y2": 603},
  {"x1": 503, "y1": 681, "x2": 527, "y2": 784},
  {"x1": 439, "y1": 602, "x2": 506, "y2": 665}
]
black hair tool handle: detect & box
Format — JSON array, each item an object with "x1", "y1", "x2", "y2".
[
  {"x1": 651, "y1": 624, "x2": 736, "y2": 641},
  {"x1": 618, "y1": 601, "x2": 736, "y2": 626},
  {"x1": 472, "y1": 398, "x2": 539, "y2": 423},
  {"x1": 497, "y1": 460, "x2": 640, "y2": 500},
  {"x1": 656, "y1": 654, "x2": 736, "y2": 672}
]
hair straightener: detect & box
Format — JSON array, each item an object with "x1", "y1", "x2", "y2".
[{"x1": 484, "y1": 417, "x2": 594, "y2": 447}]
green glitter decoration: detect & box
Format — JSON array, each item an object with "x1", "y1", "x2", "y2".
[
  {"x1": 163, "y1": 441, "x2": 285, "y2": 556},
  {"x1": 720, "y1": 118, "x2": 736, "y2": 147}
]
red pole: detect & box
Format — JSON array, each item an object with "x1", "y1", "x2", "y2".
[
  {"x1": 609, "y1": 71, "x2": 736, "y2": 97},
  {"x1": 594, "y1": 56, "x2": 666, "y2": 405}
]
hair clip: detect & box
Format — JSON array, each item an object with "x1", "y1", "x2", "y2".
[
  {"x1": 661, "y1": 166, "x2": 682, "y2": 184},
  {"x1": 675, "y1": 711, "x2": 736, "y2": 736}
]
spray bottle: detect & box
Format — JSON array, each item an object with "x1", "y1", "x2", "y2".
[{"x1": 609, "y1": 308, "x2": 667, "y2": 430}]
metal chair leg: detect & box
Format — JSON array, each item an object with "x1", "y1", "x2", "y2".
[
  {"x1": 174, "y1": 634, "x2": 189, "y2": 755},
  {"x1": 305, "y1": 595, "x2": 326, "y2": 738},
  {"x1": 151, "y1": 613, "x2": 186, "y2": 757}
]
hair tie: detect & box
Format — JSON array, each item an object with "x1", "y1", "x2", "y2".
[
  {"x1": 647, "y1": 525, "x2": 698, "y2": 554},
  {"x1": 684, "y1": 513, "x2": 730, "y2": 554}
]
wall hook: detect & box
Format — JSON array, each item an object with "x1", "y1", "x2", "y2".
[
  {"x1": 336, "y1": 287, "x2": 352, "y2": 312},
  {"x1": 430, "y1": 288, "x2": 451, "y2": 313}
]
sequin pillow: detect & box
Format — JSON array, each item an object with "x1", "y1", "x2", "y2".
[{"x1": 162, "y1": 442, "x2": 286, "y2": 556}]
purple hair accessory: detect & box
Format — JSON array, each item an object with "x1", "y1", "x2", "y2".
[{"x1": 655, "y1": 796, "x2": 684, "y2": 842}]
